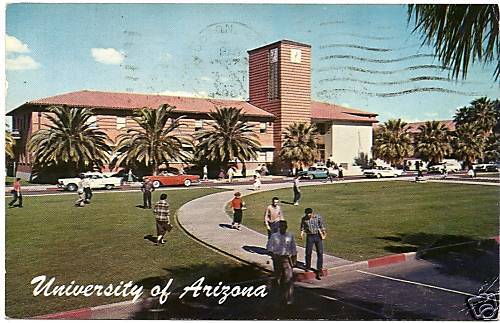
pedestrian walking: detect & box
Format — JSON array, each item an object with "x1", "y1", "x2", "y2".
[
  {"x1": 416, "y1": 161, "x2": 422, "y2": 178},
  {"x1": 8, "y1": 178, "x2": 23, "y2": 208},
  {"x1": 442, "y1": 164, "x2": 448, "y2": 179},
  {"x1": 153, "y1": 193, "x2": 171, "y2": 245},
  {"x1": 467, "y1": 167, "x2": 476, "y2": 178},
  {"x1": 242, "y1": 164, "x2": 247, "y2": 178},
  {"x1": 253, "y1": 174, "x2": 262, "y2": 190},
  {"x1": 266, "y1": 220, "x2": 297, "y2": 305},
  {"x1": 327, "y1": 165, "x2": 336, "y2": 183},
  {"x1": 203, "y1": 164, "x2": 208, "y2": 180},
  {"x1": 265, "y1": 197, "x2": 284, "y2": 238},
  {"x1": 218, "y1": 169, "x2": 225, "y2": 181},
  {"x1": 82, "y1": 175, "x2": 92, "y2": 204},
  {"x1": 231, "y1": 192, "x2": 244, "y2": 230},
  {"x1": 338, "y1": 164, "x2": 344, "y2": 181},
  {"x1": 293, "y1": 175, "x2": 301, "y2": 206},
  {"x1": 141, "y1": 178, "x2": 155, "y2": 209},
  {"x1": 74, "y1": 178, "x2": 85, "y2": 207},
  {"x1": 300, "y1": 208, "x2": 326, "y2": 280},
  {"x1": 227, "y1": 166, "x2": 235, "y2": 183}
]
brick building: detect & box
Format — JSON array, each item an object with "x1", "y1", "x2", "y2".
[{"x1": 7, "y1": 40, "x2": 378, "y2": 179}]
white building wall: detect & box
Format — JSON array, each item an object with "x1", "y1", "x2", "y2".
[{"x1": 329, "y1": 122, "x2": 373, "y2": 166}]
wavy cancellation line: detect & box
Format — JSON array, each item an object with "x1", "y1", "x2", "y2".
[
  {"x1": 317, "y1": 65, "x2": 452, "y2": 74},
  {"x1": 318, "y1": 43, "x2": 423, "y2": 52},
  {"x1": 317, "y1": 87, "x2": 478, "y2": 97},
  {"x1": 319, "y1": 54, "x2": 435, "y2": 63},
  {"x1": 318, "y1": 76, "x2": 471, "y2": 86},
  {"x1": 319, "y1": 32, "x2": 395, "y2": 41}
]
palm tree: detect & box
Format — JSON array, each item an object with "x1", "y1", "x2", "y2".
[
  {"x1": 5, "y1": 131, "x2": 15, "y2": 160},
  {"x1": 454, "y1": 97, "x2": 498, "y2": 134},
  {"x1": 28, "y1": 105, "x2": 112, "y2": 172},
  {"x1": 416, "y1": 121, "x2": 452, "y2": 165},
  {"x1": 194, "y1": 107, "x2": 260, "y2": 171},
  {"x1": 408, "y1": 4, "x2": 499, "y2": 80},
  {"x1": 453, "y1": 123, "x2": 485, "y2": 168},
  {"x1": 112, "y1": 104, "x2": 191, "y2": 175},
  {"x1": 280, "y1": 122, "x2": 319, "y2": 168},
  {"x1": 372, "y1": 119, "x2": 413, "y2": 166}
]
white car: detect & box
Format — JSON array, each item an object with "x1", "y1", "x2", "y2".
[
  {"x1": 58, "y1": 172, "x2": 123, "y2": 191},
  {"x1": 428, "y1": 160, "x2": 462, "y2": 173},
  {"x1": 363, "y1": 166, "x2": 404, "y2": 178}
]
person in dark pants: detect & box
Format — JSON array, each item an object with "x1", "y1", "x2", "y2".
[
  {"x1": 242, "y1": 164, "x2": 247, "y2": 178},
  {"x1": 142, "y1": 178, "x2": 155, "y2": 209},
  {"x1": 266, "y1": 220, "x2": 297, "y2": 305},
  {"x1": 231, "y1": 191, "x2": 244, "y2": 230},
  {"x1": 8, "y1": 178, "x2": 23, "y2": 208},
  {"x1": 264, "y1": 197, "x2": 284, "y2": 238},
  {"x1": 293, "y1": 175, "x2": 301, "y2": 206},
  {"x1": 82, "y1": 175, "x2": 92, "y2": 204},
  {"x1": 300, "y1": 208, "x2": 326, "y2": 280}
]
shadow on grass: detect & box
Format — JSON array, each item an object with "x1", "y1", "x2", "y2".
[{"x1": 377, "y1": 232, "x2": 499, "y2": 283}]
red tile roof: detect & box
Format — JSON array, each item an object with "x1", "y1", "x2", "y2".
[
  {"x1": 13, "y1": 90, "x2": 275, "y2": 118},
  {"x1": 311, "y1": 101, "x2": 378, "y2": 123},
  {"x1": 405, "y1": 120, "x2": 456, "y2": 133},
  {"x1": 10, "y1": 90, "x2": 379, "y2": 124}
]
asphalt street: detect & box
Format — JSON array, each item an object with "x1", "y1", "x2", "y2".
[{"x1": 129, "y1": 240, "x2": 499, "y2": 320}]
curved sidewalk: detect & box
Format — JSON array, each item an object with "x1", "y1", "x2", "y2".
[{"x1": 177, "y1": 179, "x2": 387, "y2": 272}]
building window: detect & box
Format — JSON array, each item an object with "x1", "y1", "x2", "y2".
[
  {"x1": 316, "y1": 123, "x2": 326, "y2": 135},
  {"x1": 194, "y1": 120, "x2": 203, "y2": 131},
  {"x1": 88, "y1": 116, "x2": 97, "y2": 128},
  {"x1": 259, "y1": 122, "x2": 267, "y2": 133},
  {"x1": 268, "y1": 48, "x2": 279, "y2": 100},
  {"x1": 116, "y1": 116, "x2": 126, "y2": 129}
]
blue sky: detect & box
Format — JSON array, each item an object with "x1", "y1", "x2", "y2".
[{"x1": 5, "y1": 3, "x2": 499, "y2": 122}]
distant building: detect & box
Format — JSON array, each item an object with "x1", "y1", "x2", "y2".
[{"x1": 7, "y1": 40, "x2": 378, "y2": 179}]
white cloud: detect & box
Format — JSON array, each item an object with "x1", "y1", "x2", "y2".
[
  {"x1": 159, "y1": 90, "x2": 209, "y2": 98},
  {"x1": 6, "y1": 55, "x2": 40, "y2": 71},
  {"x1": 6, "y1": 35, "x2": 30, "y2": 53},
  {"x1": 91, "y1": 48, "x2": 124, "y2": 65}
]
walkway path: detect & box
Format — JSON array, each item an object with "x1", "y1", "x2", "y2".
[{"x1": 177, "y1": 178, "x2": 406, "y2": 272}]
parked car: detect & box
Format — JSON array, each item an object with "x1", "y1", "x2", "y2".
[
  {"x1": 363, "y1": 166, "x2": 403, "y2": 178},
  {"x1": 297, "y1": 166, "x2": 329, "y2": 179},
  {"x1": 428, "y1": 159, "x2": 462, "y2": 174},
  {"x1": 58, "y1": 172, "x2": 123, "y2": 191},
  {"x1": 144, "y1": 172, "x2": 200, "y2": 188},
  {"x1": 473, "y1": 164, "x2": 499, "y2": 173}
]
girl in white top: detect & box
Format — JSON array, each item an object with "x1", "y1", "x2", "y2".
[{"x1": 253, "y1": 174, "x2": 262, "y2": 190}]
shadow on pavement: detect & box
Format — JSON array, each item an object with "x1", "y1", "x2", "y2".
[{"x1": 242, "y1": 245, "x2": 268, "y2": 255}]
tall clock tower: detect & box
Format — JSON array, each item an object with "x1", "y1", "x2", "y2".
[{"x1": 247, "y1": 40, "x2": 312, "y2": 163}]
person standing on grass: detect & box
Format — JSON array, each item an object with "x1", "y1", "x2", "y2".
[
  {"x1": 75, "y1": 185, "x2": 86, "y2": 207},
  {"x1": 300, "y1": 208, "x2": 326, "y2": 280},
  {"x1": 8, "y1": 178, "x2": 23, "y2": 208},
  {"x1": 153, "y1": 193, "x2": 170, "y2": 245},
  {"x1": 327, "y1": 165, "x2": 336, "y2": 183},
  {"x1": 231, "y1": 192, "x2": 244, "y2": 230},
  {"x1": 293, "y1": 175, "x2": 301, "y2": 206},
  {"x1": 141, "y1": 178, "x2": 155, "y2": 209},
  {"x1": 266, "y1": 220, "x2": 297, "y2": 305},
  {"x1": 82, "y1": 175, "x2": 92, "y2": 204},
  {"x1": 442, "y1": 164, "x2": 448, "y2": 179},
  {"x1": 265, "y1": 197, "x2": 284, "y2": 238}
]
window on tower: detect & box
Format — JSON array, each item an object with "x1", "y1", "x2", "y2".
[{"x1": 268, "y1": 48, "x2": 279, "y2": 100}]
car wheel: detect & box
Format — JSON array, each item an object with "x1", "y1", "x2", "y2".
[
  {"x1": 152, "y1": 180, "x2": 161, "y2": 188},
  {"x1": 184, "y1": 179, "x2": 192, "y2": 187},
  {"x1": 67, "y1": 183, "x2": 78, "y2": 191},
  {"x1": 376, "y1": 173, "x2": 382, "y2": 179},
  {"x1": 105, "y1": 184, "x2": 114, "y2": 190}
]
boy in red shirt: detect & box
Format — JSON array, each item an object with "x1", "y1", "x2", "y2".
[{"x1": 231, "y1": 192, "x2": 245, "y2": 230}]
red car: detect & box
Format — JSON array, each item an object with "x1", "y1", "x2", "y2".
[{"x1": 145, "y1": 172, "x2": 200, "y2": 188}]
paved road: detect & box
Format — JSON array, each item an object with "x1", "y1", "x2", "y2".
[{"x1": 128, "y1": 240, "x2": 499, "y2": 320}]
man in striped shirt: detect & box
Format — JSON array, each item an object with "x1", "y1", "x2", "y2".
[
  {"x1": 300, "y1": 208, "x2": 326, "y2": 280},
  {"x1": 153, "y1": 194, "x2": 171, "y2": 245}
]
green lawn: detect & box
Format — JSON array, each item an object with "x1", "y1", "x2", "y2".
[
  {"x1": 240, "y1": 181, "x2": 498, "y2": 261},
  {"x1": 6, "y1": 188, "x2": 263, "y2": 318}
]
